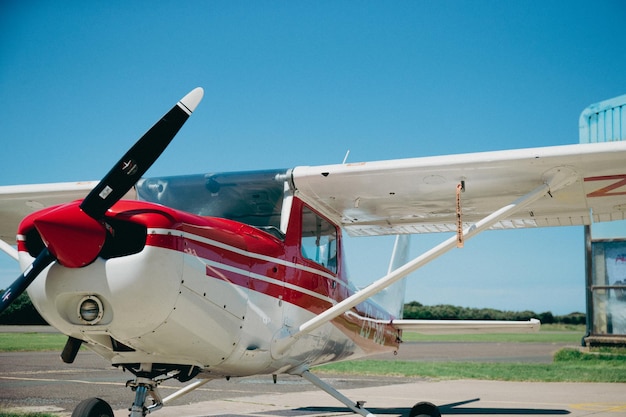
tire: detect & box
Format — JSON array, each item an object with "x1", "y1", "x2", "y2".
[
  {"x1": 72, "y1": 397, "x2": 114, "y2": 417},
  {"x1": 409, "y1": 401, "x2": 441, "y2": 417}
]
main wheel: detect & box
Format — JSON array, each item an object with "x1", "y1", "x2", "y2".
[
  {"x1": 72, "y1": 397, "x2": 114, "y2": 417},
  {"x1": 409, "y1": 401, "x2": 441, "y2": 417}
]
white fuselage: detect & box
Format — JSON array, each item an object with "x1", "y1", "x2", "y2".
[{"x1": 24, "y1": 224, "x2": 395, "y2": 378}]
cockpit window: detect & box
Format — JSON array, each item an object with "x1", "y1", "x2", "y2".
[
  {"x1": 136, "y1": 169, "x2": 287, "y2": 235},
  {"x1": 301, "y1": 207, "x2": 338, "y2": 273}
]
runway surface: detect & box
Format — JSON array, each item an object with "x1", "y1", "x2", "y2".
[{"x1": 1, "y1": 338, "x2": 625, "y2": 417}]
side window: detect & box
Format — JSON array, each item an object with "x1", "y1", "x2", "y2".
[{"x1": 301, "y1": 207, "x2": 338, "y2": 273}]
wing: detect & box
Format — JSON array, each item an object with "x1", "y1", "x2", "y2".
[
  {"x1": 0, "y1": 182, "x2": 137, "y2": 242},
  {"x1": 393, "y1": 318, "x2": 540, "y2": 335},
  {"x1": 290, "y1": 141, "x2": 626, "y2": 236}
]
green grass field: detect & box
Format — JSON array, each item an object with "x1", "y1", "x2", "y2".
[
  {"x1": 317, "y1": 348, "x2": 626, "y2": 382},
  {"x1": 0, "y1": 332, "x2": 68, "y2": 352},
  {"x1": 315, "y1": 325, "x2": 626, "y2": 382},
  {"x1": 2, "y1": 325, "x2": 625, "y2": 383}
]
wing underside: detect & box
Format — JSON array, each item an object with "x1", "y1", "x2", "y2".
[
  {"x1": 290, "y1": 141, "x2": 626, "y2": 236},
  {"x1": 393, "y1": 318, "x2": 541, "y2": 334}
]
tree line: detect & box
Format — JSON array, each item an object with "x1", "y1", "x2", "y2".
[{"x1": 403, "y1": 301, "x2": 586, "y2": 325}]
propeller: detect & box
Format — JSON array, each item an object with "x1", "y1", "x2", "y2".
[{"x1": 0, "y1": 87, "x2": 204, "y2": 314}]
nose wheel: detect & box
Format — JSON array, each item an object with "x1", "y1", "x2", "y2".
[{"x1": 71, "y1": 398, "x2": 114, "y2": 417}]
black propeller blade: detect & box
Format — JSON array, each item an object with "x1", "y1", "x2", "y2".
[
  {"x1": 0, "y1": 248, "x2": 55, "y2": 313},
  {"x1": 81, "y1": 87, "x2": 204, "y2": 220},
  {"x1": 0, "y1": 87, "x2": 204, "y2": 315}
]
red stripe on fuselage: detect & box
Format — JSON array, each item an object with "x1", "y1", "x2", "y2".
[{"x1": 146, "y1": 230, "x2": 336, "y2": 312}]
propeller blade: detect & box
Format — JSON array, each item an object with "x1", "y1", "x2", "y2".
[
  {"x1": 80, "y1": 87, "x2": 204, "y2": 219},
  {"x1": 0, "y1": 248, "x2": 55, "y2": 314}
]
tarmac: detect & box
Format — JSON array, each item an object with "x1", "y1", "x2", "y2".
[
  {"x1": 138, "y1": 379, "x2": 626, "y2": 417},
  {"x1": 1, "y1": 327, "x2": 625, "y2": 417}
]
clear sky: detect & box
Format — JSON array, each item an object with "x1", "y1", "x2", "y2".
[{"x1": 1, "y1": 1, "x2": 625, "y2": 315}]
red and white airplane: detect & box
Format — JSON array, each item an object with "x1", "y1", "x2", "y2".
[{"x1": 1, "y1": 88, "x2": 625, "y2": 417}]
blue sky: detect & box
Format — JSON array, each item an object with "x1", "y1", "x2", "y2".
[{"x1": 1, "y1": 1, "x2": 625, "y2": 315}]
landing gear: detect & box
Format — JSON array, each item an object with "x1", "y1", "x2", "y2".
[
  {"x1": 122, "y1": 363, "x2": 201, "y2": 417},
  {"x1": 127, "y1": 377, "x2": 164, "y2": 417},
  {"x1": 409, "y1": 401, "x2": 441, "y2": 417},
  {"x1": 71, "y1": 398, "x2": 114, "y2": 417},
  {"x1": 70, "y1": 363, "x2": 206, "y2": 417}
]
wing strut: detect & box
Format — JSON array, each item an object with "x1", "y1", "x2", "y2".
[
  {"x1": 292, "y1": 368, "x2": 374, "y2": 417},
  {"x1": 274, "y1": 168, "x2": 577, "y2": 354}
]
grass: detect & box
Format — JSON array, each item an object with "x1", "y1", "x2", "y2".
[
  {"x1": 0, "y1": 332, "x2": 68, "y2": 352},
  {"x1": 316, "y1": 347, "x2": 626, "y2": 382},
  {"x1": 316, "y1": 325, "x2": 626, "y2": 383}
]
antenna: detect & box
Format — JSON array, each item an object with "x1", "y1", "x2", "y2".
[{"x1": 342, "y1": 150, "x2": 350, "y2": 164}]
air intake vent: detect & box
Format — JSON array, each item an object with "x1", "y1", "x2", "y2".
[{"x1": 100, "y1": 219, "x2": 147, "y2": 259}]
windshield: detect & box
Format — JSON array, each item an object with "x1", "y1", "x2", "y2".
[{"x1": 136, "y1": 169, "x2": 287, "y2": 231}]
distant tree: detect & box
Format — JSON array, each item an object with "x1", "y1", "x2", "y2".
[
  {"x1": 560, "y1": 312, "x2": 586, "y2": 325},
  {"x1": 0, "y1": 291, "x2": 47, "y2": 325},
  {"x1": 538, "y1": 311, "x2": 555, "y2": 324}
]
